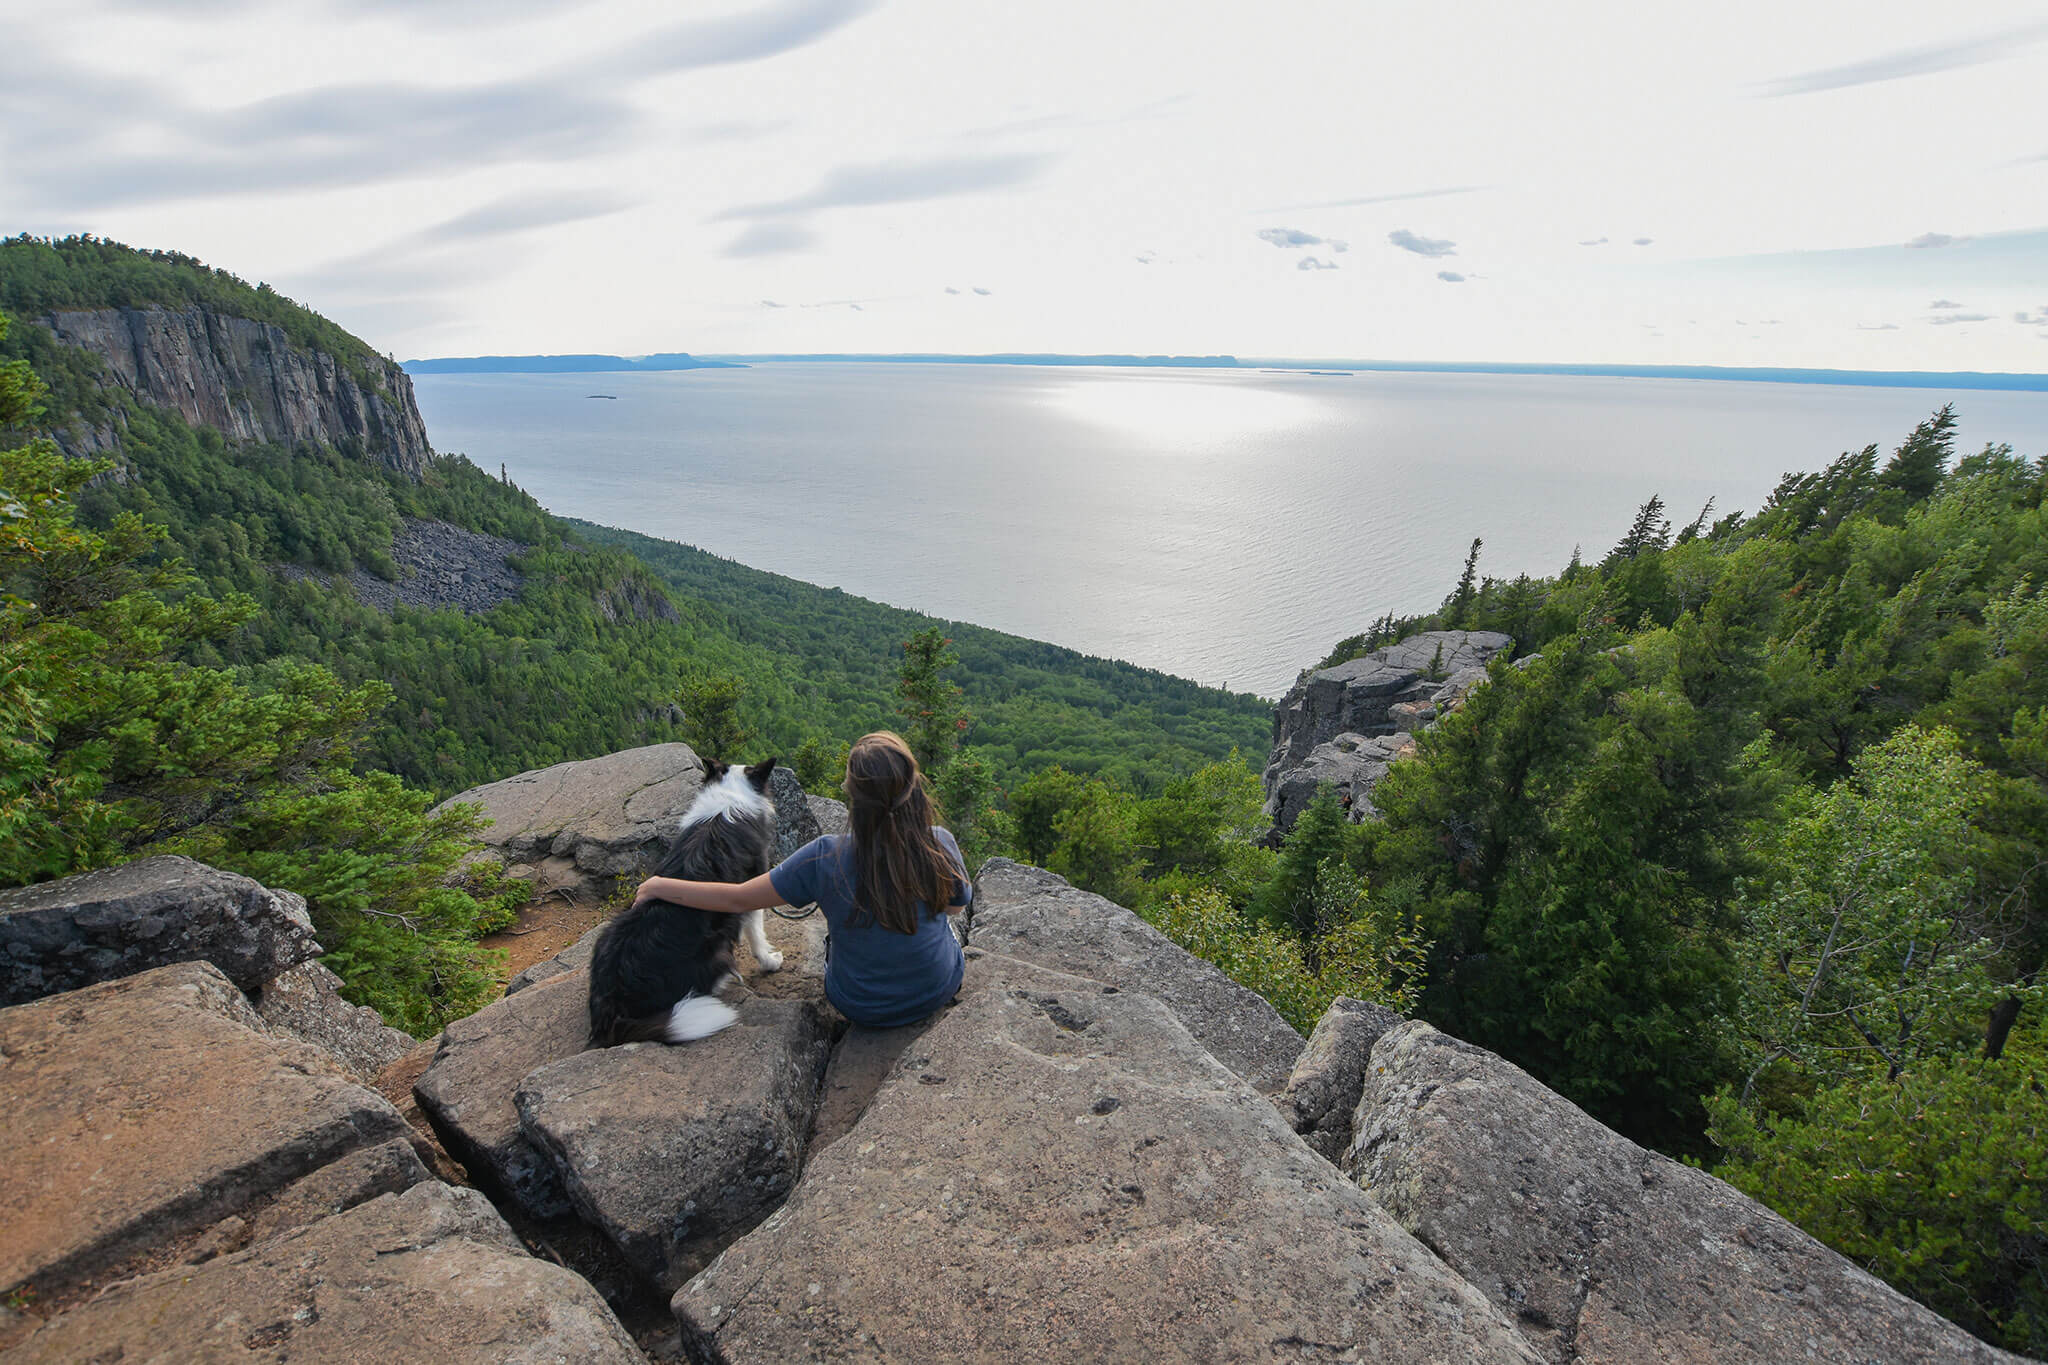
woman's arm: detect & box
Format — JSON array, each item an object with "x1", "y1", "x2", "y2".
[{"x1": 631, "y1": 872, "x2": 784, "y2": 914}]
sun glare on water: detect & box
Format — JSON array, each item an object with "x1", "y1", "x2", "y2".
[{"x1": 1045, "y1": 373, "x2": 1331, "y2": 449}]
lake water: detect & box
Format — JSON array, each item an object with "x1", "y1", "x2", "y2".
[{"x1": 411, "y1": 363, "x2": 2048, "y2": 699}]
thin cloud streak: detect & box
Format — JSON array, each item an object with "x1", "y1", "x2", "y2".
[
  {"x1": 716, "y1": 153, "x2": 1051, "y2": 220},
  {"x1": 1754, "y1": 21, "x2": 2048, "y2": 97},
  {"x1": 1262, "y1": 185, "x2": 1487, "y2": 213}
]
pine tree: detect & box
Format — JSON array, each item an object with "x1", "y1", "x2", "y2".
[
  {"x1": 1447, "y1": 537, "x2": 1483, "y2": 627},
  {"x1": 896, "y1": 627, "x2": 967, "y2": 772}
]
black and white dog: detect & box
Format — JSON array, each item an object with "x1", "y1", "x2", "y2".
[{"x1": 586, "y1": 757, "x2": 784, "y2": 1046}]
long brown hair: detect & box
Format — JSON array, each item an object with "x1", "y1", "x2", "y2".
[{"x1": 843, "y1": 731, "x2": 957, "y2": 933}]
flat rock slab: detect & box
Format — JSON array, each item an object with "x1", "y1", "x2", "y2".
[
  {"x1": 0, "y1": 960, "x2": 411, "y2": 1299},
  {"x1": 970, "y1": 858, "x2": 1303, "y2": 1094},
  {"x1": 676, "y1": 954, "x2": 1538, "y2": 1364},
  {"x1": 0, "y1": 854, "x2": 319, "y2": 1005},
  {"x1": 413, "y1": 970, "x2": 591, "y2": 1216},
  {"x1": 1346, "y1": 1022, "x2": 2023, "y2": 1364},
  {"x1": 13, "y1": 1181, "x2": 644, "y2": 1364},
  {"x1": 1274, "y1": 997, "x2": 1403, "y2": 1164},
  {"x1": 436, "y1": 741, "x2": 708, "y2": 884},
  {"x1": 517, "y1": 996, "x2": 832, "y2": 1293}
]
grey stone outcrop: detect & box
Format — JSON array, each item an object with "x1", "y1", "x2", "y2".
[
  {"x1": 808, "y1": 791, "x2": 851, "y2": 837},
  {"x1": 1344, "y1": 1021, "x2": 2025, "y2": 1364},
  {"x1": 0, "y1": 854, "x2": 320, "y2": 1006},
  {"x1": 971, "y1": 856, "x2": 1303, "y2": 1093},
  {"x1": 1267, "y1": 730, "x2": 1417, "y2": 830},
  {"x1": 253, "y1": 959, "x2": 415, "y2": 1083},
  {"x1": 12, "y1": 1182, "x2": 644, "y2": 1364},
  {"x1": 38, "y1": 305, "x2": 431, "y2": 476},
  {"x1": 434, "y1": 741, "x2": 709, "y2": 901},
  {"x1": 516, "y1": 997, "x2": 832, "y2": 1292},
  {"x1": 0, "y1": 960, "x2": 412, "y2": 1302},
  {"x1": 675, "y1": 953, "x2": 1541, "y2": 1364},
  {"x1": 1264, "y1": 629, "x2": 1512, "y2": 831},
  {"x1": 768, "y1": 763, "x2": 822, "y2": 861},
  {"x1": 1273, "y1": 996, "x2": 1403, "y2": 1163}
]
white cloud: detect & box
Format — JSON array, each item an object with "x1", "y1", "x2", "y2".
[
  {"x1": 1388, "y1": 229, "x2": 1456, "y2": 258},
  {"x1": 1297, "y1": 256, "x2": 1339, "y2": 271},
  {"x1": 1437, "y1": 270, "x2": 1466, "y2": 283},
  {"x1": 1906, "y1": 232, "x2": 1970, "y2": 248}
]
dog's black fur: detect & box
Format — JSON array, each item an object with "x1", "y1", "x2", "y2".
[{"x1": 586, "y1": 757, "x2": 778, "y2": 1047}]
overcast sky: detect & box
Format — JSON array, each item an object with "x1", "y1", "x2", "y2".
[{"x1": 7, "y1": 0, "x2": 2046, "y2": 368}]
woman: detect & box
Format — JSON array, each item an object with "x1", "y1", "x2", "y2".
[{"x1": 631, "y1": 731, "x2": 970, "y2": 1028}]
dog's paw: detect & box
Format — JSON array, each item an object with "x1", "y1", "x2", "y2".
[{"x1": 756, "y1": 949, "x2": 785, "y2": 973}]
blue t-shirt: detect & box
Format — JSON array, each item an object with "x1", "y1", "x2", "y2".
[{"x1": 768, "y1": 828, "x2": 970, "y2": 1028}]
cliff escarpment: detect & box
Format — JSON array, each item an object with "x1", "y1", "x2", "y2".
[{"x1": 37, "y1": 304, "x2": 431, "y2": 477}]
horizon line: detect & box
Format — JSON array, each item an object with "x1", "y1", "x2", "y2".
[{"x1": 404, "y1": 351, "x2": 2048, "y2": 391}]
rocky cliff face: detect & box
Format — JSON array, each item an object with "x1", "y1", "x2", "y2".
[
  {"x1": 37, "y1": 305, "x2": 431, "y2": 477},
  {"x1": 1263, "y1": 629, "x2": 1514, "y2": 831}
]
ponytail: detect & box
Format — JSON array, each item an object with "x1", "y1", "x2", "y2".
[{"x1": 843, "y1": 732, "x2": 958, "y2": 933}]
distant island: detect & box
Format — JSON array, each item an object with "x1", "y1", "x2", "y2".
[
  {"x1": 402, "y1": 353, "x2": 744, "y2": 375},
  {"x1": 406, "y1": 351, "x2": 2047, "y2": 392}
]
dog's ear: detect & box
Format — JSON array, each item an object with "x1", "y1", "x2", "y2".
[
  {"x1": 703, "y1": 759, "x2": 728, "y2": 782},
  {"x1": 746, "y1": 758, "x2": 777, "y2": 791}
]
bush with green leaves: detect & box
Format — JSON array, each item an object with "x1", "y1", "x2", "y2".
[{"x1": 1706, "y1": 1040, "x2": 2048, "y2": 1355}]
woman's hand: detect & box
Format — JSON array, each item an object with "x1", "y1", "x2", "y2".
[{"x1": 631, "y1": 877, "x2": 670, "y2": 910}]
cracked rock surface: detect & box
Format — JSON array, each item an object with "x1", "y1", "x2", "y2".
[
  {"x1": 11, "y1": 1182, "x2": 644, "y2": 1364},
  {"x1": 971, "y1": 857, "x2": 1303, "y2": 1095},
  {"x1": 1343, "y1": 1021, "x2": 2025, "y2": 1364},
  {"x1": 676, "y1": 953, "x2": 1540, "y2": 1364},
  {"x1": 0, "y1": 960, "x2": 413, "y2": 1302}
]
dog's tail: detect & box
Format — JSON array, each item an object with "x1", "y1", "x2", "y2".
[
  {"x1": 588, "y1": 994, "x2": 739, "y2": 1047},
  {"x1": 663, "y1": 994, "x2": 739, "y2": 1042}
]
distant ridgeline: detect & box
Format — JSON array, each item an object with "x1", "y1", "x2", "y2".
[
  {"x1": 404, "y1": 353, "x2": 743, "y2": 375},
  {"x1": 0, "y1": 235, "x2": 1263, "y2": 797}
]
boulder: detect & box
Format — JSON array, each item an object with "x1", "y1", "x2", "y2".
[
  {"x1": 435, "y1": 742, "x2": 708, "y2": 900},
  {"x1": 254, "y1": 959, "x2": 415, "y2": 1083},
  {"x1": 1264, "y1": 630, "x2": 1512, "y2": 832},
  {"x1": 412, "y1": 970, "x2": 590, "y2": 1216},
  {"x1": 1344, "y1": 1022, "x2": 2023, "y2": 1364},
  {"x1": 768, "y1": 763, "x2": 823, "y2": 861},
  {"x1": 675, "y1": 954, "x2": 1539, "y2": 1363},
  {"x1": 808, "y1": 792, "x2": 851, "y2": 838},
  {"x1": 0, "y1": 961, "x2": 412, "y2": 1300},
  {"x1": 1266, "y1": 731, "x2": 1416, "y2": 831},
  {"x1": 12, "y1": 1182, "x2": 644, "y2": 1364},
  {"x1": 970, "y1": 858, "x2": 1303, "y2": 1094},
  {"x1": 516, "y1": 996, "x2": 832, "y2": 1292},
  {"x1": 1273, "y1": 996, "x2": 1403, "y2": 1163},
  {"x1": 0, "y1": 855, "x2": 320, "y2": 1005}
]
